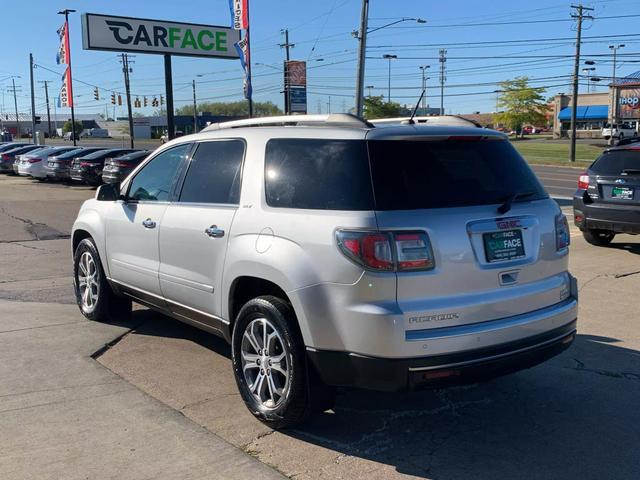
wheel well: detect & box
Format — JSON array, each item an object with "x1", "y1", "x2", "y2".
[
  {"x1": 229, "y1": 276, "x2": 291, "y2": 324},
  {"x1": 72, "y1": 230, "x2": 92, "y2": 253}
]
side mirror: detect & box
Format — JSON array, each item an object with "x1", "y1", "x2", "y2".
[{"x1": 96, "y1": 182, "x2": 121, "y2": 201}]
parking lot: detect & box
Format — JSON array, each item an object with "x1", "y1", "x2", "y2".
[{"x1": 1, "y1": 171, "x2": 639, "y2": 479}]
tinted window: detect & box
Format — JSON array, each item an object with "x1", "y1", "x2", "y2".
[
  {"x1": 265, "y1": 139, "x2": 373, "y2": 210},
  {"x1": 128, "y1": 144, "x2": 190, "y2": 202},
  {"x1": 590, "y1": 150, "x2": 640, "y2": 175},
  {"x1": 179, "y1": 140, "x2": 244, "y2": 204},
  {"x1": 368, "y1": 139, "x2": 547, "y2": 210}
]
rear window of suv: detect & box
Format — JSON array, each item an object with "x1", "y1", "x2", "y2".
[
  {"x1": 590, "y1": 149, "x2": 640, "y2": 175},
  {"x1": 368, "y1": 138, "x2": 547, "y2": 210},
  {"x1": 264, "y1": 137, "x2": 546, "y2": 211}
]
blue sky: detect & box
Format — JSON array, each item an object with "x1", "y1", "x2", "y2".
[{"x1": 1, "y1": 0, "x2": 639, "y2": 118}]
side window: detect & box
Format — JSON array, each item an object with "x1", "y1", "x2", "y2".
[
  {"x1": 264, "y1": 139, "x2": 373, "y2": 210},
  {"x1": 127, "y1": 144, "x2": 190, "y2": 202},
  {"x1": 179, "y1": 140, "x2": 245, "y2": 204}
]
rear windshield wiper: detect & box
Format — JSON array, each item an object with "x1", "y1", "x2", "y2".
[
  {"x1": 621, "y1": 169, "x2": 640, "y2": 175},
  {"x1": 498, "y1": 190, "x2": 537, "y2": 215}
]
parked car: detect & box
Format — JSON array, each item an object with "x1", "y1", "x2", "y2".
[
  {"x1": 573, "y1": 143, "x2": 640, "y2": 245},
  {"x1": 71, "y1": 114, "x2": 577, "y2": 428},
  {"x1": 46, "y1": 147, "x2": 105, "y2": 181},
  {"x1": 70, "y1": 148, "x2": 139, "y2": 186},
  {"x1": 602, "y1": 122, "x2": 637, "y2": 141},
  {"x1": 102, "y1": 150, "x2": 149, "y2": 184},
  {"x1": 16, "y1": 146, "x2": 81, "y2": 180},
  {"x1": 0, "y1": 145, "x2": 48, "y2": 174}
]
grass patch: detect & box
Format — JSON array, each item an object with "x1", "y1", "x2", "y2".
[{"x1": 512, "y1": 141, "x2": 603, "y2": 167}]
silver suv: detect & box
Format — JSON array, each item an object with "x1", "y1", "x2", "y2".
[{"x1": 71, "y1": 114, "x2": 578, "y2": 428}]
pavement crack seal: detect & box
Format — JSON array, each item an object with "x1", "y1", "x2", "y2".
[
  {"x1": 614, "y1": 269, "x2": 640, "y2": 279},
  {"x1": 580, "y1": 270, "x2": 640, "y2": 292},
  {"x1": 568, "y1": 358, "x2": 640, "y2": 381},
  {"x1": 0, "y1": 206, "x2": 70, "y2": 241}
]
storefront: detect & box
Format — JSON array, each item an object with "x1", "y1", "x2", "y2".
[{"x1": 552, "y1": 71, "x2": 640, "y2": 139}]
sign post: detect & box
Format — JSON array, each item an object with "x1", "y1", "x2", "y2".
[
  {"x1": 81, "y1": 13, "x2": 240, "y2": 140},
  {"x1": 284, "y1": 60, "x2": 307, "y2": 114}
]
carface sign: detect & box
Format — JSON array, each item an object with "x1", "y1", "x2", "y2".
[{"x1": 81, "y1": 13, "x2": 240, "y2": 59}]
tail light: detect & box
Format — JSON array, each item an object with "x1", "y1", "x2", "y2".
[
  {"x1": 555, "y1": 214, "x2": 570, "y2": 251},
  {"x1": 80, "y1": 161, "x2": 95, "y2": 167},
  {"x1": 336, "y1": 230, "x2": 435, "y2": 271},
  {"x1": 1, "y1": 154, "x2": 9, "y2": 160},
  {"x1": 114, "y1": 161, "x2": 130, "y2": 167},
  {"x1": 578, "y1": 173, "x2": 590, "y2": 190},
  {"x1": 28, "y1": 158, "x2": 42, "y2": 163}
]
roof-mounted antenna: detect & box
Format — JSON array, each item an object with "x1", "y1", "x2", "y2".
[{"x1": 405, "y1": 89, "x2": 426, "y2": 125}]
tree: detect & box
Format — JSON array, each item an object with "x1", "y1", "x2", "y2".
[
  {"x1": 175, "y1": 100, "x2": 282, "y2": 117},
  {"x1": 62, "y1": 120, "x2": 83, "y2": 136},
  {"x1": 494, "y1": 77, "x2": 549, "y2": 137},
  {"x1": 363, "y1": 96, "x2": 403, "y2": 119}
]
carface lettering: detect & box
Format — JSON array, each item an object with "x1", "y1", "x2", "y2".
[
  {"x1": 181, "y1": 29, "x2": 198, "y2": 49},
  {"x1": 168, "y1": 27, "x2": 181, "y2": 48},
  {"x1": 215, "y1": 31, "x2": 227, "y2": 52},
  {"x1": 106, "y1": 20, "x2": 134, "y2": 44},
  {"x1": 197, "y1": 30, "x2": 214, "y2": 50},
  {"x1": 133, "y1": 25, "x2": 152, "y2": 46},
  {"x1": 153, "y1": 26, "x2": 168, "y2": 47}
]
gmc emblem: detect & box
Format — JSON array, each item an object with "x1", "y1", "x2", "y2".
[{"x1": 496, "y1": 219, "x2": 522, "y2": 230}]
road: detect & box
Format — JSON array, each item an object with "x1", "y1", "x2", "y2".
[
  {"x1": 531, "y1": 164, "x2": 581, "y2": 200},
  {"x1": 1, "y1": 170, "x2": 638, "y2": 480}
]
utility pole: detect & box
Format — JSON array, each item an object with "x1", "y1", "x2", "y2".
[
  {"x1": 609, "y1": 44, "x2": 625, "y2": 146},
  {"x1": 38, "y1": 81, "x2": 52, "y2": 139},
  {"x1": 354, "y1": 0, "x2": 369, "y2": 118},
  {"x1": 279, "y1": 29, "x2": 295, "y2": 114},
  {"x1": 419, "y1": 65, "x2": 430, "y2": 115},
  {"x1": 569, "y1": 4, "x2": 593, "y2": 162},
  {"x1": 192, "y1": 79, "x2": 198, "y2": 133},
  {"x1": 120, "y1": 53, "x2": 135, "y2": 148},
  {"x1": 10, "y1": 79, "x2": 21, "y2": 138},
  {"x1": 439, "y1": 49, "x2": 447, "y2": 115},
  {"x1": 29, "y1": 54, "x2": 37, "y2": 144}
]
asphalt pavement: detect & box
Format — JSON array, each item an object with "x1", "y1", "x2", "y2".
[
  {"x1": 1, "y1": 170, "x2": 638, "y2": 480},
  {"x1": 531, "y1": 164, "x2": 581, "y2": 200}
]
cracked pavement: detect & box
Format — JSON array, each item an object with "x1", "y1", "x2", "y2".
[{"x1": 1, "y1": 173, "x2": 639, "y2": 479}]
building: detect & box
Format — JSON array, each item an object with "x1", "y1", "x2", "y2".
[
  {"x1": 552, "y1": 70, "x2": 640, "y2": 139},
  {"x1": 0, "y1": 113, "x2": 102, "y2": 138},
  {"x1": 132, "y1": 113, "x2": 243, "y2": 139}
]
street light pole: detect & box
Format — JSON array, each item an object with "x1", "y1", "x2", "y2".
[
  {"x1": 383, "y1": 54, "x2": 397, "y2": 102},
  {"x1": 419, "y1": 65, "x2": 430, "y2": 114},
  {"x1": 58, "y1": 9, "x2": 77, "y2": 146},
  {"x1": 609, "y1": 44, "x2": 625, "y2": 144}
]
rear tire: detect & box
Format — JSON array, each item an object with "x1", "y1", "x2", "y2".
[
  {"x1": 73, "y1": 238, "x2": 132, "y2": 322},
  {"x1": 232, "y1": 295, "x2": 315, "y2": 429},
  {"x1": 582, "y1": 229, "x2": 615, "y2": 246}
]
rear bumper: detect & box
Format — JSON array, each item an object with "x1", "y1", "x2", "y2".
[
  {"x1": 308, "y1": 318, "x2": 576, "y2": 392},
  {"x1": 102, "y1": 172, "x2": 123, "y2": 184},
  {"x1": 574, "y1": 192, "x2": 640, "y2": 234},
  {"x1": 46, "y1": 168, "x2": 70, "y2": 179}
]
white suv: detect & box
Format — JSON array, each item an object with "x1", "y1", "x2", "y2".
[{"x1": 72, "y1": 114, "x2": 578, "y2": 428}]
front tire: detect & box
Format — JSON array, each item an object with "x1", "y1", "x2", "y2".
[
  {"x1": 231, "y1": 295, "x2": 313, "y2": 429},
  {"x1": 73, "y1": 238, "x2": 131, "y2": 321},
  {"x1": 582, "y1": 229, "x2": 615, "y2": 246}
]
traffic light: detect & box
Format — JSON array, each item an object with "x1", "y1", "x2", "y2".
[
  {"x1": 111, "y1": 93, "x2": 116, "y2": 105},
  {"x1": 144, "y1": 96, "x2": 148, "y2": 107},
  {"x1": 160, "y1": 95, "x2": 164, "y2": 106},
  {"x1": 34, "y1": 116, "x2": 41, "y2": 125},
  {"x1": 152, "y1": 97, "x2": 159, "y2": 107},
  {"x1": 134, "y1": 97, "x2": 141, "y2": 108},
  {"x1": 94, "y1": 87, "x2": 99, "y2": 101},
  {"x1": 117, "y1": 94, "x2": 122, "y2": 106}
]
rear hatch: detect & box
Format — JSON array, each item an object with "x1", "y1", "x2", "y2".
[
  {"x1": 588, "y1": 148, "x2": 640, "y2": 206},
  {"x1": 366, "y1": 134, "x2": 570, "y2": 330}
]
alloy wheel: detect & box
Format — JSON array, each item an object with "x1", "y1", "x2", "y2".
[
  {"x1": 240, "y1": 317, "x2": 290, "y2": 409},
  {"x1": 78, "y1": 251, "x2": 99, "y2": 310}
]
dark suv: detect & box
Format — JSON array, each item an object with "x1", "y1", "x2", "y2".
[
  {"x1": 70, "y1": 148, "x2": 138, "y2": 185},
  {"x1": 573, "y1": 144, "x2": 640, "y2": 245}
]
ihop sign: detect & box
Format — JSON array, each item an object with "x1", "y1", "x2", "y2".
[
  {"x1": 619, "y1": 89, "x2": 640, "y2": 118},
  {"x1": 620, "y1": 96, "x2": 640, "y2": 109}
]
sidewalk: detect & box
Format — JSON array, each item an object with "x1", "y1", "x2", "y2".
[{"x1": 0, "y1": 300, "x2": 284, "y2": 480}]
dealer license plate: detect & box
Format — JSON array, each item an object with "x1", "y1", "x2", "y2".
[
  {"x1": 483, "y1": 229, "x2": 525, "y2": 263},
  {"x1": 612, "y1": 186, "x2": 634, "y2": 200}
]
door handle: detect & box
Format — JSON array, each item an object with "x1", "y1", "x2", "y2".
[
  {"x1": 205, "y1": 225, "x2": 225, "y2": 238},
  {"x1": 142, "y1": 218, "x2": 156, "y2": 229}
]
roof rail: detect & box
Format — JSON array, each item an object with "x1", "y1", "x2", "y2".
[{"x1": 203, "y1": 113, "x2": 373, "y2": 131}]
